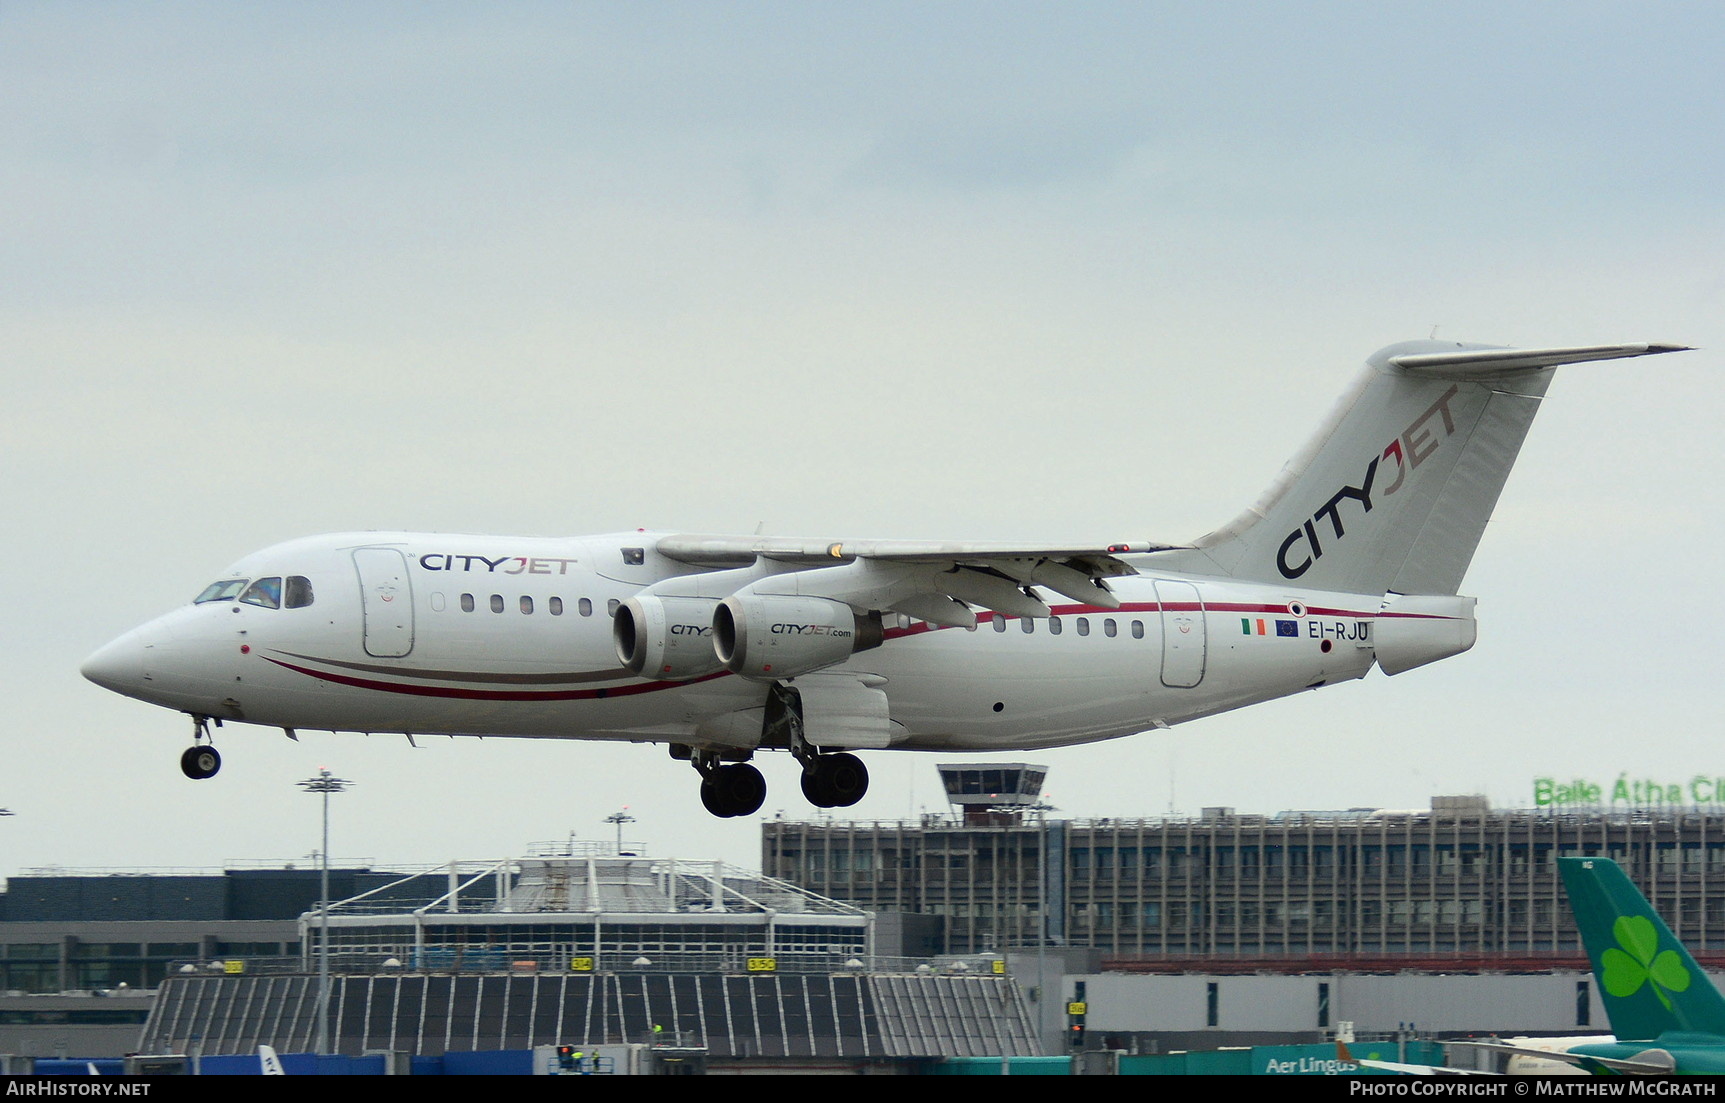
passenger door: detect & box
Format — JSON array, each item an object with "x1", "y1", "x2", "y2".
[{"x1": 353, "y1": 547, "x2": 415, "y2": 657}]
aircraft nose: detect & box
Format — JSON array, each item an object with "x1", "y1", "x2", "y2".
[{"x1": 81, "y1": 634, "x2": 147, "y2": 695}]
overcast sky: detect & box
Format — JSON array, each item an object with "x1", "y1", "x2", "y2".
[{"x1": 5, "y1": 2, "x2": 1723, "y2": 882}]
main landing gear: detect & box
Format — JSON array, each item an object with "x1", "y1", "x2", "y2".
[
  {"x1": 679, "y1": 682, "x2": 876, "y2": 818},
  {"x1": 800, "y1": 751, "x2": 869, "y2": 809},
  {"x1": 692, "y1": 750, "x2": 766, "y2": 818},
  {"x1": 180, "y1": 715, "x2": 222, "y2": 780},
  {"x1": 683, "y1": 747, "x2": 866, "y2": 818},
  {"x1": 766, "y1": 681, "x2": 870, "y2": 810}
]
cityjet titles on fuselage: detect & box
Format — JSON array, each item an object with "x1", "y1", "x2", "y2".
[
  {"x1": 417, "y1": 554, "x2": 580, "y2": 575},
  {"x1": 771, "y1": 624, "x2": 852, "y2": 637},
  {"x1": 1276, "y1": 384, "x2": 1461, "y2": 580}
]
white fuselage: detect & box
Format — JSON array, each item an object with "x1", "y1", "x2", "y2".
[{"x1": 83, "y1": 530, "x2": 1392, "y2": 753}]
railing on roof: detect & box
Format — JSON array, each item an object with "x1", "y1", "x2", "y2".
[
  {"x1": 768, "y1": 806, "x2": 1725, "y2": 832},
  {"x1": 14, "y1": 860, "x2": 384, "y2": 877},
  {"x1": 317, "y1": 855, "x2": 865, "y2": 919},
  {"x1": 169, "y1": 951, "x2": 1003, "y2": 978}
]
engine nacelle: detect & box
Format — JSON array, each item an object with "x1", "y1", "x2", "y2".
[
  {"x1": 713, "y1": 594, "x2": 883, "y2": 681},
  {"x1": 613, "y1": 595, "x2": 725, "y2": 680}
]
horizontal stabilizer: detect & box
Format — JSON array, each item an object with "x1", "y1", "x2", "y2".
[{"x1": 1392, "y1": 343, "x2": 1691, "y2": 378}]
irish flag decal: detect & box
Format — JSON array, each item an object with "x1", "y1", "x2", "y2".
[{"x1": 1241, "y1": 618, "x2": 1299, "y2": 637}]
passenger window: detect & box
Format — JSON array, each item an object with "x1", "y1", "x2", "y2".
[
  {"x1": 1049, "y1": 617, "x2": 1063, "y2": 635},
  {"x1": 1021, "y1": 618, "x2": 1034, "y2": 634},
  {"x1": 992, "y1": 616, "x2": 1007, "y2": 633},
  {"x1": 490, "y1": 594, "x2": 504, "y2": 614},
  {"x1": 460, "y1": 593, "x2": 475, "y2": 613},
  {"x1": 1104, "y1": 618, "x2": 1118, "y2": 638},
  {"x1": 194, "y1": 580, "x2": 249, "y2": 604},
  {"x1": 1077, "y1": 618, "x2": 1090, "y2": 637},
  {"x1": 520, "y1": 596, "x2": 534, "y2": 614},
  {"x1": 1131, "y1": 620, "x2": 1144, "y2": 639},
  {"x1": 549, "y1": 597, "x2": 564, "y2": 616},
  {"x1": 579, "y1": 598, "x2": 593, "y2": 617},
  {"x1": 607, "y1": 598, "x2": 620, "y2": 617},
  {"x1": 284, "y1": 576, "x2": 315, "y2": 609},
  {"x1": 430, "y1": 592, "x2": 446, "y2": 613},
  {"x1": 240, "y1": 577, "x2": 283, "y2": 609}
]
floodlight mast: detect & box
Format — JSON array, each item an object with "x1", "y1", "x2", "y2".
[
  {"x1": 604, "y1": 809, "x2": 636, "y2": 854},
  {"x1": 297, "y1": 770, "x2": 351, "y2": 1056}
]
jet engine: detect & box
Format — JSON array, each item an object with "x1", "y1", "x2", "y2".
[
  {"x1": 613, "y1": 595, "x2": 726, "y2": 680},
  {"x1": 713, "y1": 594, "x2": 883, "y2": 681}
]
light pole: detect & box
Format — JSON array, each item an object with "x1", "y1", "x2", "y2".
[
  {"x1": 297, "y1": 770, "x2": 351, "y2": 1056},
  {"x1": 604, "y1": 809, "x2": 635, "y2": 854}
]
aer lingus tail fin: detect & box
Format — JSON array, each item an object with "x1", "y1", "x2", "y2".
[{"x1": 1559, "y1": 856, "x2": 1725, "y2": 1041}]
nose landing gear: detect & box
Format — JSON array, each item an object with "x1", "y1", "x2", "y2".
[{"x1": 180, "y1": 716, "x2": 222, "y2": 780}]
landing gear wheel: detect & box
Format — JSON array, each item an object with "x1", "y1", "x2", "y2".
[
  {"x1": 717, "y1": 763, "x2": 766, "y2": 817},
  {"x1": 180, "y1": 745, "x2": 221, "y2": 780},
  {"x1": 700, "y1": 776, "x2": 727, "y2": 817},
  {"x1": 700, "y1": 763, "x2": 766, "y2": 818},
  {"x1": 800, "y1": 769, "x2": 827, "y2": 807},
  {"x1": 801, "y1": 752, "x2": 869, "y2": 808},
  {"x1": 690, "y1": 752, "x2": 765, "y2": 821}
]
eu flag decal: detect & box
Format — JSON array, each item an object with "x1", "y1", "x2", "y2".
[{"x1": 1276, "y1": 620, "x2": 1299, "y2": 637}]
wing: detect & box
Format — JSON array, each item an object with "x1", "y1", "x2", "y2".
[
  {"x1": 654, "y1": 534, "x2": 1183, "y2": 627},
  {"x1": 1446, "y1": 1039, "x2": 1674, "y2": 1075}
]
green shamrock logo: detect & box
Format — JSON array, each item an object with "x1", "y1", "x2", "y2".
[{"x1": 1601, "y1": 915, "x2": 1691, "y2": 1009}]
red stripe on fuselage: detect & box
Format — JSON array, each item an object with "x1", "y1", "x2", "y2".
[
  {"x1": 264, "y1": 656, "x2": 725, "y2": 702},
  {"x1": 881, "y1": 599, "x2": 1447, "y2": 640}
]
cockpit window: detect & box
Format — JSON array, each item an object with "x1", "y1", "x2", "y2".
[
  {"x1": 240, "y1": 577, "x2": 283, "y2": 609},
  {"x1": 284, "y1": 576, "x2": 315, "y2": 608},
  {"x1": 194, "y1": 579, "x2": 249, "y2": 604}
]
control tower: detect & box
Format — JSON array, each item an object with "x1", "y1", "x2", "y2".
[{"x1": 937, "y1": 763, "x2": 1048, "y2": 825}]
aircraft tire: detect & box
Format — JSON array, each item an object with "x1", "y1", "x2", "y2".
[
  {"x1": 180, "y1": 745, "x2": 221, "y2": 780},
  {"x1": 699, "y1": 777, "x2": 727, "y2": 817},
  {"x1": 802, "y1": 753, "x2": 867, "y2": 808},
  {"x1": 717, "y1": 764, "x2": 766, "y2": 817},
  {"x1": 822, "y1": 753, "x2": 868, "y2": 807},
  {"x1": 700, "y1": 764, "x2": 766, "y2": 817},
  {"x1": 800, "y1": 768, "x2": 835, "y2": 808}
]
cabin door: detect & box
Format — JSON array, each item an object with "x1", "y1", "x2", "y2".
[{"x1": 354, "y1": 547, "x2": 415, "y2": 658}]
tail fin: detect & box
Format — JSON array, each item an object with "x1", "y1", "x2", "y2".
[
  {"x1": 1160, "y1": 341, "x2": 1688, "y2": 596},
  {"x1": 1559, "y1": 856, "x2": 1725, "y2": 1041}
]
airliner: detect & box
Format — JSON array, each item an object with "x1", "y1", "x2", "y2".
[
  {"x1": 81, "y1": 339, "x2": 1687, "y2": 817},
  {"x1": 1353, "y1": 856, "x2": 1725, "y2": 1076}
]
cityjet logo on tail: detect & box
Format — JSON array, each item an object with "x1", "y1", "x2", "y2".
[{"x1": 1276, "y1": 385, "x2": 1461, "y2": 580}]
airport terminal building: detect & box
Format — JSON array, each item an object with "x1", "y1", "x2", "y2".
[
  {"x1": 762, "y1": 767, "x2": 1725, "y2": 964},
  {"x1": 12, "y1": 770, "x2": 1725, "y2": 1062}
]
